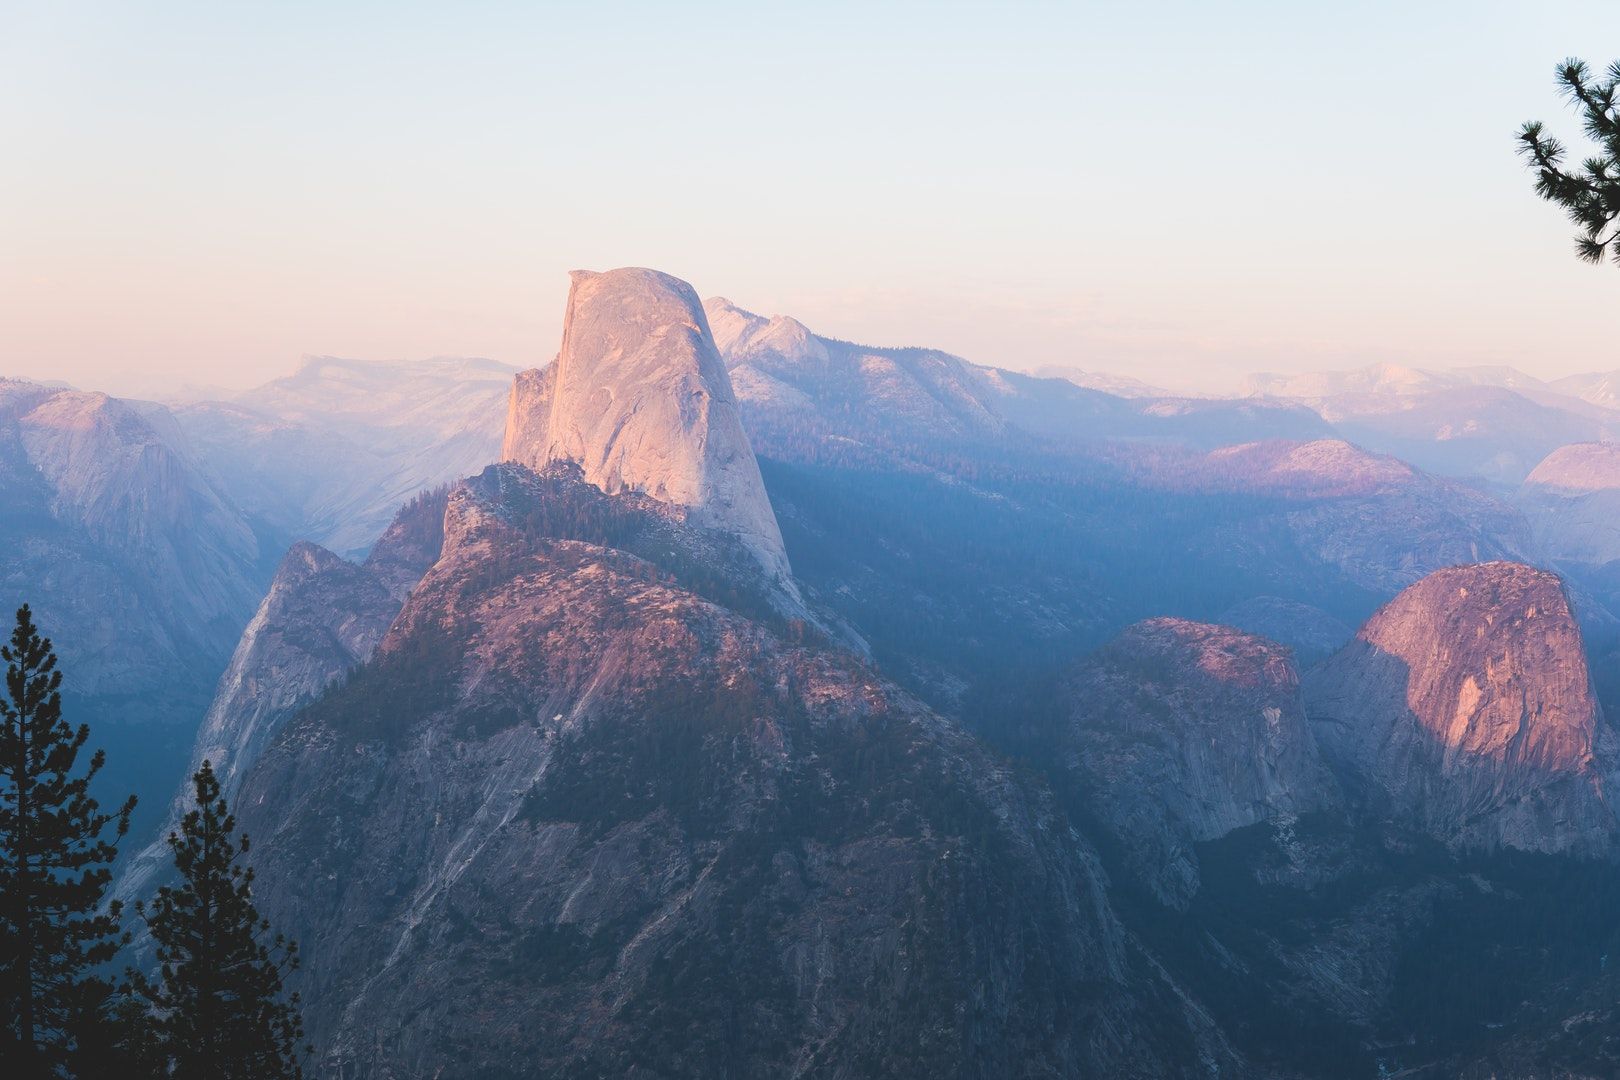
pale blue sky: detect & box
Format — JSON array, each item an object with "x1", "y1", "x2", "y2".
[{"x1": 2, "y1": 1, "x2": 1617, "y2": 395}]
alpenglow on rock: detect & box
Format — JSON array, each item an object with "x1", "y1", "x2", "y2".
[
  {"x1": 503, "y1": 268, "x2": 792, "y2": 586},
  {"x1": 1305, "y1": 561, "x2": 1620, "y2": 856}
]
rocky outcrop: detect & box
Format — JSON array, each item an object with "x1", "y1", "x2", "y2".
[
  {"x1": 1523, "y1": 441, "x2": 1620, "y2": 495},
  {"x1": 1061, "y1": 619, "x2": 1335, "y2": 905},
  {"x1": 116, "y1": 488, "x2": 450, "y2": 906},
  {"x1": 201, "y1": 544, "x2": 392, "y2": 785},
  {"x1": 231, "y1": 462, "x2": 1241, "y2": 1079},
  {"x1": 498, "y1": 363, "x2": 555, "y2": 474},
  {"x1": 1305, "y1": 561, "x2": 1620, "y2": 855},
  {"x1": 505, "y1": 269, "x2": 793, "y2": 588},
  {"x1": 185, "y1": 485, "x2": 447, "y2": 800}
]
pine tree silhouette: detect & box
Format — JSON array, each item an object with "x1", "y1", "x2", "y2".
[
  {"x1": 1519, "y1": 58, "x2": 1620, "y2": 264},
  {"x1": 0, "y1": 603, "x2": 136, "y2": 1077},
  {"x1": 130, "y1": 760, "x2": 306, "y2": 1079}
]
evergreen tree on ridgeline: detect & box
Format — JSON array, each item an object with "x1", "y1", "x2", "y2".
[
  {"x1": 1519, "y1": 57, "x2": 1620, "y2": 264},
  {"x1": 128, "y1": 759, "x2": 306, "y2": 1080},
  {"x1": 0, "y1": 604, "x2": 136, "y2": 1077}
]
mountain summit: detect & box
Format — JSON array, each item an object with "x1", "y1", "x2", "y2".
[
  {"x1": 503, "y1": 268, "x2": 792, "y2": 586},
  {"x1": 1306, "y1": 561, "x2": 1620, "y2": 855}
]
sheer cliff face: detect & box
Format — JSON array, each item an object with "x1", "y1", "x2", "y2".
[
  {"x1": 506, "y1": 269, "x2": 792, "y2": 586},
  {"x1": 1306, "y1": 562, "x2": 1619, "y2": 855},
  {"x1": 498, "y1": 363, "x2": 553, "y2": 472},
  {"x1": 232, "y1": 463, "x2": 1239, "y2": 1079},
  {"x1": 193, "y1": 543, "x2": 395, "y2": 796},
  {"x1": 1062, "y1": 619, "x2": 1335, "y2": 905}
]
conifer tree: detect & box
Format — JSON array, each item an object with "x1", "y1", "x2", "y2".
[
  {"x1": 1519, "y1": 58, "x2": 1620, "y2": 264},
  {"x1": 0, "y1": 603, "x2": 136, "y2": 1077},
  {"x1": 130, "y1": 759, "x2": 306, "y2": 1080}
]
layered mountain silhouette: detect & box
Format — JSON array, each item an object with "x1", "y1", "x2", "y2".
[
  {"x1": 14, "y1": 267, "x2": 1620, "y2": 1075},
  {"x1": 212, "y1": 275, "x2": 1247, "y2": 1072}
]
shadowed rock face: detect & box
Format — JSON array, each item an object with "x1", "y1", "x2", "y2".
[
  {"x1": 1061, "y1": 618, "x2": 1335, "y2": 905},
  {"x1": 506, "y1": 268, "x2": 792, "y2": 588},
  {"x1": 231, "y1": 462, "x2": 1241, "y2": 1080},
  {"x1": 1305, "y1": 561, "x2": 1620, "y2": 855}
]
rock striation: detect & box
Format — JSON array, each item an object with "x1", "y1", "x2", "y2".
[
  {"x1": 1305, "y1": 561, "x2": 1620, "y2": 855},
  {"x1": 498, "y1": 363, "x2": 554, "y2": 474},
  {"x1": 1061, "y1": 618, "x2": 1335, "y2": 905},
  {"x1": 505, "y1": 269, "x2": 792, "y2": 588}
]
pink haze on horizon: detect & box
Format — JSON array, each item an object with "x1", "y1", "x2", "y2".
[{"x1": 3, "y1": 1, "x2": 1618, "y2": 399}]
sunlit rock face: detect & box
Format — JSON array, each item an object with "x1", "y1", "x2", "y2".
[
  {"x1": 1061, "y1": 618, "x2": 1336, "y2": 906},
  {"x1": 1306, "y1": 561, "x2": 1620, "y2": 855},
  {"x1": 499, "y1": 363, "x2": 554, "y2": 474},
  {"x1": 504, "y1": 269, "x2": 792, "y2": 588}
]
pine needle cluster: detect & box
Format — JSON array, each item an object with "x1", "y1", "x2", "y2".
[{"x1": 1519, "y1": 58, "x2": 1620, "y2": 264}]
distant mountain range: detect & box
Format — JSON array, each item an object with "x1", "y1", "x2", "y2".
[
  {"x1": 12, "y1": 272, "x2": 1620, "y2": 1075},
  {"x1": 169, "y1": 354, "x2": 516, "y2": 558}
]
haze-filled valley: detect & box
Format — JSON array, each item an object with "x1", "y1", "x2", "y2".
[{"x1": 12, "y1": 261, "x2": 1620, "y2": 1077}]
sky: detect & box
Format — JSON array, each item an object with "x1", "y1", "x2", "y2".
[{"x1": 2, "y1": 1, "x2": 1617, "y2": 397}]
